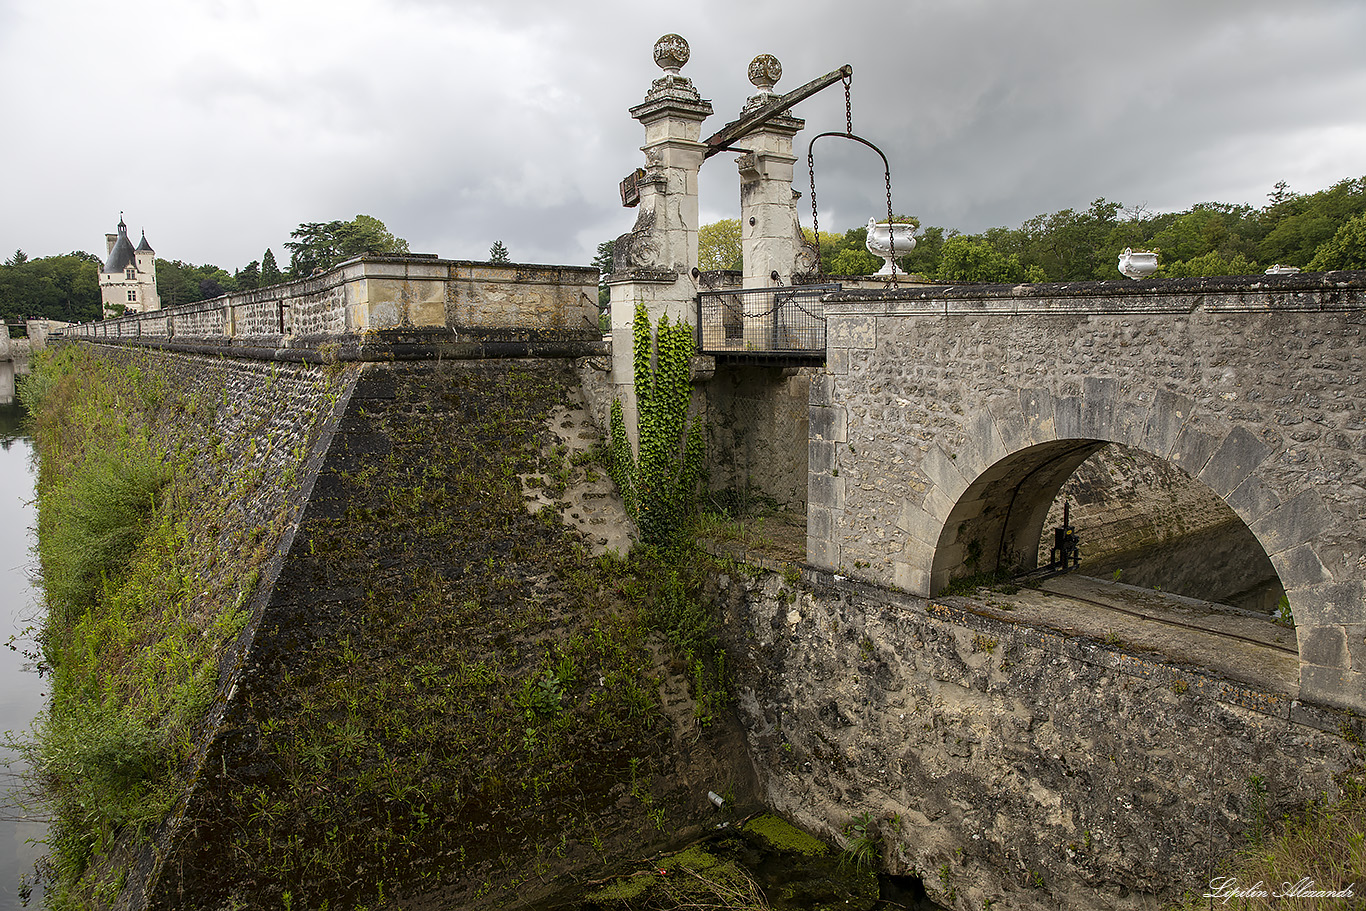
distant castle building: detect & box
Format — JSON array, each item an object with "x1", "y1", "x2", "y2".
[{"x1": 99, "y1": 216, "x2": 160, "y2": 317}]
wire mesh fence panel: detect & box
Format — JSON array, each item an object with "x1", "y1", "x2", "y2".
[{"x1": 697, "y1": 284, "x2": 838, "y2": 357}]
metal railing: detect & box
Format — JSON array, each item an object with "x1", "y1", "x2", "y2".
[{"x1": 697, "y1": 284, "x2": 837, "y2": 357}]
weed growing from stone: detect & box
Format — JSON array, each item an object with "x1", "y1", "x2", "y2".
[
  {"x1": 9, "y1": 345, "x2": 351, "y2": 909},
  {"x1": 131, "y1": 361, "x2": 740, "y2": 909}
]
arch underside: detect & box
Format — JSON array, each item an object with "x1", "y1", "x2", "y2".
[{"x1": 930, "y1": 439, "x2": 1107, "y2": 592}]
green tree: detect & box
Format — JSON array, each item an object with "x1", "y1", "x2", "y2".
[
  {"x1": 828, "y1": 245, "x2": 881, "y2": 276},
  {"x1": 592, "y1": 240, "x2": 614, "y2": 311},
  {"x1": 1020, "y1": 198, "x2": 1124, "y2": 280},
  {"x1": 899, "y1": 225, "x2": 945, "y2": 277},
  {"x1": 1145, "y1": 203, "x2": 1263, "y2": 269},
  {"x1": 489, "y1": 240, "x2": 510, "y2": 263},
  {"x1": 285, "y1": 215, "x2": 410, "y2": 277},
  {"x1": 697, "y1": 219, "x2": 742, "y2": 271},
  {"x1": 235, "y1": 261, "x2": 260, "y2": 291},
  {"x1": 1307, "y1": 212, "x2": 1366, "y2": 271},
  {"x1": 1163, "y1": 250, "x2": 1260, "y2": 277},
  {"x1": 1259, "y1": 176, "x2": 1366, "y2": 267},
  {"x1": 937, "y1": 234, "x2": 1027, "y2": 282},
  {"x1": 0, "y1": 253, "x2": 101, "y2": 322},
  {"x1": 260, "y1": 249, "x2": 282, "y2": 286},
  {"x1": 155, "y1": 260, "x2": 237, "y2": 306}
]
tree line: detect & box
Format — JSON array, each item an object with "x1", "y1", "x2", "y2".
[
  {"x1": 6, "y1": 178, "x2": 1365, "y2": 324},
  {"x1": 689, "y1": 175, "x2": 1366, "y2": 283}
]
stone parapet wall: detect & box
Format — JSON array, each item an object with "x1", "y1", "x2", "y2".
[
  {"x1": 61, "y1": 256, "x2": 600, "y2": 348},
  {"x1": 809, "y1": 269, "x2": 1366, "y2": 710},
  {"x1": 715, "y1": 566, "x2": 1364, "y2": 911}
]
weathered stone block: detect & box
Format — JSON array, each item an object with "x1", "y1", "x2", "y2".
[
  {"x1": 809, "y1": 472, "x2": 845, "y2": 510},
  {"x1": 1249, "y1": 487, "x2": 1330, "y2": 556},
  {"x1": 923, "y1": 485, "x2": 956, "y2": 525},
  {"x1": 809, "y1": 404, "x2": 847, "y2": 443},
  {"x1": 1298, "y1": 625, "x2": 1349, "y2": 668},
  {"x1": 985, "y1": 395, "x2": 1028, "y2": 452},
  {"x1": 1110, "y1": 399, "x2": 1151, "y2": 450},
  {"x1": 1079, "y1": 376, "x2": 1120, "y2": 440},
  {"x1": 922, "y1": 445, "x2": 969, "y2": 501},
  {"x1": 1294, "y1": 581, "x2": 1366, "y2": 627},
  {"x1": 1140, "y1": 390, "x2": 1194, "y2": 458},
  {"x1": 1053, "y1": 394, "x2": 1083, "y2": 440},
  {"x1": 957, "y1": 408, "x2": 1009, "y2": 479},
  {"x1": 1019, "y1": 387, "x2": 1056, "y2": 445},
  {"x1": 892, "y1": 560, "x2": 930, "y2": 595},
  {"x1": 808, "y1": 439, "x2": 835, "y2": 474},
  {"x1": 808, "y1": 503, "x2": 833, "y2": 542},
  {"x1": 1225, "y1": 472, "x2": 1282, "y2": 524},
  {"x1": 1343, "y1": 624, "x2": 1366, "y2": 673},
  {"x1": 807, "y1": 535, "x2": 839, "y2": 570},
  {"x1": 1167, "y1": 425, "x2": 1219, "y2": 478},
  {"x1": 897, "y1": 500, "x2": 942, "y2": 547},
  {"x1": 1299, "y1": 664, "x2": 1361, "y2": 711},
  {"x1": 1269, "y1": 543, "x2": 1334, "y2": 590},
  {"x1": 826, "y1": 316, "x2": 877, "y2": 349},
  {"x1": 1197, "y1": 426, "x2": 1271, "y2": 498},
  {"x1": 809, "y1": 373, "x2": 834, "y2": 407}
]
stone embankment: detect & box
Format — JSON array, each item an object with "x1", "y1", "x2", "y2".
[{"x1": 713, "y1": 560, "x2": 1364, "y2": 911}]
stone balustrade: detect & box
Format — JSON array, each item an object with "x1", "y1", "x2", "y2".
[{"x1": 59, "y1": 255, "x2": 603, "y2": 361}]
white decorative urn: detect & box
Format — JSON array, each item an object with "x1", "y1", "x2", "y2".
[
  {"x1": 1118, "y1": 247, "x2": 1158, "y2": 279},
  {"x1": 865, "y1": 219, "x2": 917, "y2": 275}
]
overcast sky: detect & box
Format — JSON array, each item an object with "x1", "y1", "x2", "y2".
[{"x1": 3, "y1": 0, "x2": 1365, "y2": 271}]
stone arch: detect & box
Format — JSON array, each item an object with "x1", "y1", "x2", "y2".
[{"x1": 891, "y1": 381, "x2": 1352, "y2": 701}]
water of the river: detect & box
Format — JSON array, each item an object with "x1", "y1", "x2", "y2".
[{"x1": 0, "y1": 397, "x2": 47, "y2": 910}]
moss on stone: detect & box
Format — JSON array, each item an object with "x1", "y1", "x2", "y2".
[
  {"x1": 660, "y1": 843, "x2": 721, "y2": 871},
  {"x1": 742, "y1": 813, "x2": 830, "y2": 856},
  {"x1": 585, "y1": 872, "x2": 655, "y2": 902}
]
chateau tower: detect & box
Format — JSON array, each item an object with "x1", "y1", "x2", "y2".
[{"x1": 99, "y1": 216, "x2": 161, "y2": 317}]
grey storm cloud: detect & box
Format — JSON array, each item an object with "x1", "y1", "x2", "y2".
[{"x1": 1, "y1": 0, "x2": 1363, "y2": 270}]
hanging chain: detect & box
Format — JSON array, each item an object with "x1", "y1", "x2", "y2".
[
  {"x1": 844, "y1": 72, "x2": 853, "y2": 136},
  {"x1": 809, "y1": 149, "x2": 820, "y2": 274},
  {"x1": 886, "y1": 140, "x2": 898, "y2": 288},
  {"x1": 810, "y1": 72, "x2": 854, "y2": 277},
  {"x1": 808, "y1": 68, "x2": 900, "y2": 285}
]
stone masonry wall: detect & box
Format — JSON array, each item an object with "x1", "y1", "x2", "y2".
[
  {"x1": 703, "y1": 365, "x2": 813, "y2": 509},
  {"x1": 809, "y1": 271, "x2": 1366, "y2": 710},
  {"x1": 713, "y1": 565, "x2": 1365, "y2": 911}
]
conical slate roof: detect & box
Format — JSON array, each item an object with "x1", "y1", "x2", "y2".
[
  {"x1": 103, "y1": 219, "x2": 137, "y2": 274},
  {"x1": 135, "y1": 230, "x2": 153, "y2": 253}
]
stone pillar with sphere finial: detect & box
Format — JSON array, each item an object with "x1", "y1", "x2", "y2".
[
  {"x1": 606, "y1": 34, "x2": 714, "y2": 452},
  {"x1": 735, "y1": 54, "x2": 804, "y2": 350},
  {"x1": 737, "y1": 54, "x2": 803, "y2": 292}
]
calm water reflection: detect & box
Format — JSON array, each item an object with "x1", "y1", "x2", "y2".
[{"x1": 1, "y1": 401, "x2": 47, "y2": 910}]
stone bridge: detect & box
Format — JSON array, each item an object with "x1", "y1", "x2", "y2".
[{"x1": 805, "y1": 270, "x2": 1366, "y2": 710}]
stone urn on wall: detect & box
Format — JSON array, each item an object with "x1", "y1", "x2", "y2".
[
  {"x1": 1118, "y1": 247, "x2": 1159, "y2": 279},
  {"x1": 865, "y1": 219, "x2": 917, "y2": 275}
]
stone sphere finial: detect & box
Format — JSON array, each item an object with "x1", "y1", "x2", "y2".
[
  {"x1": 748, "y1": 54, "x2": 782, "y2": 94},
  {"x1": 654, "y1": 34, "x2": 690, "y2": 75}
]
